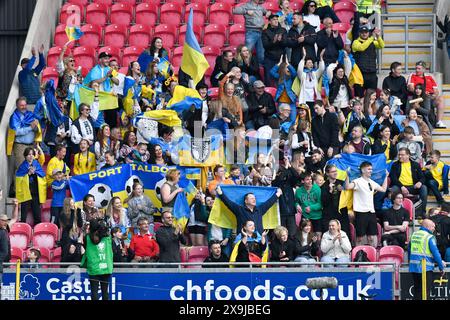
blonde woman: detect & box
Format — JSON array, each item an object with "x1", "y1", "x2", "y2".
[
  {"x1": 105, "y1": 197, "x2": 130, "y2": 234},
  {"x1": 60, "y1": 198, "x2": 85, "y2": 262},
  {"x1": 235, "y1": 45, "x2": 260, "y2": 83},
  {"x1": 320, "y1": 219, "x2": 352, "y2": 265},
  {"x1": 160, "y1": 169, "x2": 184, "y2": 212},
  {"x1": 270, "y1": 225, "x2": 296, "y2": 262}
]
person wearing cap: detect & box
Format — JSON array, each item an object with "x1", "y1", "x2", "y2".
[
  {"x1": 83, "y1": 51, "x2": 119, "y2": 93},
  {"x1": 18, "y1": 44, "x2": 46, "y2": 105},
  {"x1": 46, "y1": 144, "x2": 70, "y2": 186},
  {"x1": 50, "y1": 168, "x2": 69, "y2": 227},
  {"x1": 262, "y1": 13, "x2": 287, "y2": 86},
  {"x1": 286, "y1": 11, "x2": 317, "y2": 70},
  {"x1": 245, "y1": 80, "x2": 277, "y2": 130},
  {"x1": 352, "y1": 25, "x2": 384, "y2": 98},
  {"x1": 233, "y1": 0, "x2": 272, "y2": 65},
  {"x1": 407, "y1": 60, "x2": 446, "y2": 128}
]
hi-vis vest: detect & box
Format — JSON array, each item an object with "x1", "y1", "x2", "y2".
[
  {"x1": 318, "y1": 0, "x2": 333, "y2": 7},
  {"x1": 81, "y1": 235, "x2": 113, "y2": 276},
  {"x1": 409, "y1": 230, "x2": 435, "y2": 273},
  {"x1": 357, "y1": 0, "x2": 380, "y2": 14}
]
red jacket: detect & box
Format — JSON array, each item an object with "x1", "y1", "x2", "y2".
[{"x1": 130, "y1": 233, "x2": 159, "y2": 258}]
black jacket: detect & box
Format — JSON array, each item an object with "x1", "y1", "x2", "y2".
[
  {"x1": 270, "y1": 237, "x2": 296, "y2": 262},
  {"x1": 237, "y1": 56, "x2": 261, "y2": 80},
  {"x1": 311, "y1": 111, "x2": 340, "y2": 149},
  {"x1": 0, "y1": 228, "x2": 10, "y2": 272},
  {"x1": 329, "y1": 76, "x2": 353, "y2": 107},
  {"x1": 353, "y1": 40, "x2": 378, "y2": 73},
  {"x1": 272, "y1": 166, "x2": 300, "y2": 216},
  {"x1": 370, "y1": 118, "x2": 401, "y2": 139},
  {"x1": 211, "y1": 56, "x2": 238, "y2": 87},
  {"x1": 316, "y1": 30, "x2": 344, "y2": 65},
  {"x1": 155, "y1": 225, "x2": 186, "y2": 263},
  {"x1": 371, "y1": 139, "x2": 397, "y2": 160},
  {"x1": 112, "y1": 238, "x2": 135, "y2": 263},
  {"x1": 60, "y1": 208, "x2": 84, "y2": 263},
  {"x1": 343, "y1": 112, "x2": 372, "y2": 142},
  {"x1": 262, "y1": 25, "x2": 287, "y2": 61},
  {"x1": 293, "y1": 233, "x2": 319, "y2": 258},
  {"x1": 202, "y1": 254, "x2": 229, "y2": 268},
  {"x1": 245, "y1": 92, "x2": 277, "y2": 129},
  {"x1": 305, "y1": 157, "x2": 326, "y2": 174},
  {"x1": 321, "y1": 179, "x2": 350, "y2": 235},
  {"x1": 286, "y1": 22, "x2": 317, "y2": 68},
  {"x1": 382, "y1": 74, "x2": 408, "y2": 103},
  {"x1": 390, "y1": 160, "x2": 425, "y2": 187}
]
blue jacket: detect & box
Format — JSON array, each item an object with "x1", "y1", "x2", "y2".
[
  {"x1": 270, "y1": 64, "x2": 297, "y2": 104},
  {"x1": 443, "y1": 164, "x2": 449, "y2": 195},
  {"x1": 409, "y1": 226, "x2": 445, "y2": 273},
  {"x1": 18, "y1": 53, "x2": 46, "y2": 104},
  {"x1": 51, "y1": 179, "x2": 69, "y2": 208}
]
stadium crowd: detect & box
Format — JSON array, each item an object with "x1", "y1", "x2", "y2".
[{"x1": 2, "y1": 0, "x2": 450, "y2": 269}]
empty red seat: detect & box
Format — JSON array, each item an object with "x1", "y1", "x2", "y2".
[
  {"x1": 178, "y1": 24, "x2": 202, "y2": 46},
  {"x1": 215, "y1": 0, "x2": 236, "y2": 4},
  {"x1": 73, "y1": 46, "x2": 96, "y2": 76},
  {"x1": 47, "y1": 46, "x2": 72, "y2": 68},
  {"x1": 41, "y1": 67, "x2": 59, "y2": 85},
  {"x1": 9, "y1": 222, "x2": 32, "y2": 250},
  {"x1": 86, "y1": 3, "x2": 109, "y2": 26},
  {"x1": 123, "y1": 46, "x2": 145, "y2": 67},
  {"x1": 159, "y1": 3, "x2": 183, "y2": 26},
  {"x1": 378, "y1": 245, "x2": 404, "y2": 264},
  {"x1": 168, "y1": 0, "x2": 186, "y2": 5},
  {"x1": 402, "y1": 198, "x2": 414, "y2": 221},
  {"x1": 209, "y1": 3, "x2": 232, "y2": 25},
  {"x1": 129, "y1": 24, "x2": 152, "y2": 48},
  {"x1": 233, "y1": 3, "x2": 246, "y2": 24},
  {"x1": 184, "y1": 3, "x2": 207, "y2": 25},
  {"x1": 203, "y1": 24, "x2": 228, "y2": 48},
  {"x1": 93, "y1": 0, "x2": 113, "y2": 5},
  {"x1": 32, "y1": 223, "x2": 59, "y2": 250},
  {"x1": 110, "y1": 3, "x2": 133, "y2": 26},
  {"x1": 208, "y1": 87, "x2": 220, "y2": 99},
  {"x1": 334, "y1": 1, "x2": 356, "y2": 24},
  {"x1": 171, "y1": 46, "x2": 184, "y2": 68},
  {"x1": 223, "y1": 45, "x2": 237, "y2": 55},
  {"x1": 190, "y1": 0, "x2": 211, "y2": 4},
  {"x1": 135, "y1": 3, "x2": 158, "y2": 26},
  {"x1": 351, "y1": 245, "x2": 377, "y2": 264},
  {"x1": 98, "y1": 46, "x2": 122, "y2": 65},
  {"x1": 180, "y1": 247, "x2": 188, "y2": 264},
  {"x1": 59, "y1": 3, "x2": 83, "y2": 25},
  {"x1": 54, "y1": 24, "x2": 75, "y2": 49},
  {"x1": 262, "y1": 1, "x2": 278, "y2": 13},
  {"x1": 291, "y1": 1, "x2": 305, "y2": 11},
  {"x1": 104, "y1": 24, "x2": 128, "y2": 48},
  {"x1": 202, "y1": 46, "x2": 221, "y2": 70},
  {"x1": 116, "y1": 0, "x2": 137, "y2": 5},
  {"x1": 67, "y1": 0, "x2": 89, "y2": 6},
  {"x1": 79, "y1": 24, "x2": 103, "y2": 48},
  {"x1": 186, "y1": 246, "x2": 209, "y2": 268},
  {"x1": 154, "y1": 24, "x2": 177, "y2": 49},
  {"x1": 52, "y1": 247, "x2": 62, "y2": 262},
  {"x1": 229, "y1": 24, "x2": 245, "y2": 46},
  {"x1": 10, "y1": 247, "x2": 25, "y2": 264}
]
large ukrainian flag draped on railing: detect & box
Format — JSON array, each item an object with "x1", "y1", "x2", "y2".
[
  {"x1": 16, "y1": 160, "x2": 47, "y2": 204},
  {"x1": 326, "y1": 153, "x2": 388, "y2": 214},
  {"x1": 181, "y1": 8, "x2": 209, "y2": 85},
  {"x1": 208, "y1": 185, "x2": 280, "y2": 231},
  {"x1": 178, "y1": 134, "x2": 223, "y2": 167}
]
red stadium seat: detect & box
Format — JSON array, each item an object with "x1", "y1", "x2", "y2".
[
  {"x1": 41, "y1": 199, "x2": 51, "y2": 223},
  {"x1": 208, "y1": 87, "x2": 220, "y2": 99},
  {"x1": 59, "y1": 3, "x2": 83, "y2": 25},
  {"x1": 203, "y1": 24, "x2": 228, "y2": 48},
  {"x1": 184, "y1": 3, "x2": 207, "y2": 25},
  {"x1": 47, "y1": 46, "x2": 72, "y2": 68},
  {"x1": 93, "y1": 0, "x2": 113, "y2": 5},
  {"x1": 54, "y1": 24, "x2": 74, "y2": 49},
  {"x1": 32, "y1": 223, "x2": 59, "y2": 250},
  {"x1": 122, "y1": 46, "x2": 145, "y2": 67},
  {"x1": 180, "y1": 247, "x2": 188, "y2": 264},
  {"x1": 154, "y1": 24, "x2": 177, "y2": 49},
  {"x1": 333, "y1": 22, "x2": 351, "y2": 33},
  {"x1": 98, "y1": 46, "x2": 122, "y2": 65},
  {"x1": 264, "y1": 87, "x2": 277, "y2": 99},
  {"x1": 116, "y1": 0, "x2": 137, "y2": 5},
  {"x1": 229, "y1": 24, "x2": 245, "y2": 47},
  {"x1": 159, "y1": 3, "x2": 183, "y2": 26},
  {"x1": 190, "y1": 0, "x2": 211, "y2": 4},
  {"x1": 153, "y1": 222, "x2": 163, "y2": 233},
  {"x1": 291, "y1": 1, "x2": 305, "y2": 11},
  {"x1": 9, "y1": 223, "x2": 33, "y2": 250},
  {"x1": 79, "y1": 24, "x2": 103, "y2": 48},
  {"x1": 52, "y1": 247, "x2": 62, "y2": 262},
  {"x1": 378, "y1": 245, "x2": 404, "y2": 264},
  {"x1": 110, "y1": 3, "x2": 134, "y2": 26},
  {"x1": 119, "y1": 66, "x2": 129, "y2": 75},
  {"x1": 10, "y1": 247, "x2": 25, "y2": 264},
  {"x1": 141, "y1": 0, "x2": 162, "y2": 4},
  {"x1": 223, "y1": 46, "x2": 237, "y2": 55},
  {"x1": 262, "y1": 1, "x2": 278, "y2": 13},
  {"x1": 186, "y1": 246, "x2": 209, "y2": 268},
  {"x1": 334, "y1": 1, "x2": 356, "y2": 24},
  {"x1": 178, "y1": 24, "x2": 202, "y2": 46},
  {"x1": 351, "y1": 245, "x2": 377, "y2": 264},
  {"x1": 86, "y1": 3, "x2": 109, "y2": 26},
  {"x1": 135, "y1": 3, "x2": 158, "y2": 26},
  {"x1": 67, "y1": 0, "x2": 88, "y2": 6},
  {"x1": 129, "y1": 24, "x2": 152, "y2": 48},
  {"x1": 233, "y1": 3, "x2": 246, "y2": 24},
  {"x1": 215, "y1": 0, "x2": 236, "y2": 4},
  {"x1": 41, "y1": 67, "x2": 59, "y2": 85},
  {"x1": 168, "y1": 0, "x2": 186, "y2": 5},
  {"x1": 209, "y1": 3, "x2": 232, "y2": 25},
  {"x1": 73, "y1": 46, "x2": 97, "y2": 76},
  {"x1": 402, "y1": 198, "x2": 414, "y2": 221},
  {"x1": 171, "y1": 46, "x2": 184, "y2": 68},
  {"x1": 104, "y1": 24, "x2": 128, "y2": 48},
  {"x1": 202, "y1": 46, "x2": 221, "y2": 70}
]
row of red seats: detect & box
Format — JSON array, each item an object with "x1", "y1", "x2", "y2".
[
  {"x1": 10, "y1": 247, "x2": 62, "y2": 267},
  {"x1": 67, "y1": 0, "x2": 258, "y2": 7},
  {"x1": 351, "y1": 245, "x2": 404, "y2": 265},
  {"x1": 9, "y1": 222, "x2": 59, "y2": 250}
]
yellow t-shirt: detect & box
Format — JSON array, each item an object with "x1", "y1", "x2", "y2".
[
  {"x1": 73, "y1": 152, "x2": 97, "y2": 176},
  {"x1": 430, "y1": 161, "x2": 445, "y2": 190},
  {"x1": 46, "y1": 157, "x2": 71, "y2": 185},
  {"x1": 399, "y1": 162, "x2": 414, "y2": 187},
  {"x1": 382, "y1": 140, "x2": 391, "y2": 160}
]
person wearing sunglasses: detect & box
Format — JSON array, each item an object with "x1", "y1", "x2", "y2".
[{"x1": 345, "y1": 161, "x2": 388, "y2": 248}]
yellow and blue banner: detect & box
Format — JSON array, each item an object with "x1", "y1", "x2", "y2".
[
  {"x1": 133, "y1": 110, "x2": 182, "y2": 128},
  {"x1": 181, "y1": 8, "x2": 210, "y2": 85},
  {"x1": 229, "y1": 233, "x2": 269, "y2": 268},
  {"x1": 16, "y1": 160, "x2": 47, "y2": 204},
  {"x1": 208, "y1": 185, "x2": 280, "y2": 231},
  {"x1": 158, "y1": 56, "x2": 171, "y2": 78},
  {"x1": 172, "y1": 179, "x2": 198, "y2": 232},
  {"x1": 7, "y1": 110, "x2": 42, "y2": 156},
  {"x1": 178, "y1": 134, "x2": 223, "y2": 167},
  {"x1": 70, "y1": 85, "x2": 118, "y2": 119},
  {"x1": 167, "y1": 85, "x2": 203, "y2": 114},
  {"x1": 65, "y1": 26, "x2": 84, "y2": 42},
  {"x1": 34, "y1": 80, "x2": 67, "y2": 128}
]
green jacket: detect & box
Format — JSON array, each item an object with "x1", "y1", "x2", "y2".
[
  {"x1": 295, "y1": 184, "x2": 322, "y2": 220},
  {"x1": 81, "y1": 235, "x2": 113, "y2": 276}
]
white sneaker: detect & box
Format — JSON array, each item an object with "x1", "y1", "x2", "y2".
[{"x1": 436, "y1": 120, "x2": 447, "y2": 128}]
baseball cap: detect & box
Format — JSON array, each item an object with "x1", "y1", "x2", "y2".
[
  {"x1": 0, "y1": 214, "x2": 10, "y2": 221},
  {"x1": 269, "y1": 14, "x2": 279, "y2": 20},
  {"x1": 52, "y1": 169, "x2": 63, "y2": 176},
  {"x1": 359, "y1": 25, "x2": 370, "y2": 32},
  {"x1": 253, "y1": 80, "x2": 266, "y2": 88},
  {"x1": 416, "y1": 60, "x2": 427, "y2": 68},
  {"x1": 98, "y1": 52, "x2": 111, "y2": 59}
]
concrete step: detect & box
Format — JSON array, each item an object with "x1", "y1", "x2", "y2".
[
  {"x1": 381, "y1": 48, "x2": 431, "y2": 66},
  {"x1": 386, "y1": 0, "x2": 434, "y2": 4},
  {"x1": 383, "y1": 27, "x2": 434, "y2": 43},
  {"x1": 432, "y1": 137, "x2": 450, "y2": 150},
  {"x1": 387, "y1": 3, "x2": 434, "y2": 14},
  {"x1": 432, "y1": 128, "x2": 450, "y2": 136},
  {"x1": 383, "y1": 17, "x2": 433, "y2": 26}
]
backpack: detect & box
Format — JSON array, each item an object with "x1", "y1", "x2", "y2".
[{"x1": 353, "y1": 249, "x2": 370, "y2": 262}]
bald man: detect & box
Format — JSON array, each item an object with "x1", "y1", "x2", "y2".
[{"x1": 409, "y1": 219, "x2": 446, "y2": 300}]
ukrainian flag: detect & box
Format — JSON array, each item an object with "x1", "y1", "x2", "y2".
[
  {"x1": 178, "y1": 134, "x2": 223, "y2": 167},
  {"x1": 16, "y1": 160, "x2": 47, "y2": 204},
  {"x1": 134, "y1": 110, "x2": 182, "y2": 128},
  {"x1": 167, "y1": 85, "x2": 203, "y2": 114},
  {"x1": 70, "y1": 85, "x2": 118, "y2": 119},
  {"x1": 65, "y1": 26, "x2": 84, "y2": 42},
  {"x1": 7, "y1": 110, "x2": 42, "y2": 156},
  {"x1": 229, "y1": 233, "x2": 269, "y2": 268},
  {"x1": 208, "y1": 185, "x2": 280, "y2": 231},
  {"x1": 181, "y1": 8, "x2": 209, "y2": 85},
  {"x1": 173, "y1": 181, "x2": 198, "y2": 232},
  {"x1": 177, "y1": 167, "x2": 202, "y2": 181},
  {"x1": 157, "y1": 56, "x2": 171, "y2": 79}
]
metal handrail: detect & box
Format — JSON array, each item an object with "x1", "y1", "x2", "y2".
[{"x1": 380, "y1": 13, "x2": 437, "y2": 72}]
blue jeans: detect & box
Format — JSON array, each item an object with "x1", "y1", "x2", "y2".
[
  {"x1": 320, "y1": 255, "x2": 350, "y2": 267},
  {"x1": 426, "y1": 178, "x2": 444, "y2": 202},
  {"x1": 245, "y1": 30, "x2": 264, "y2": 65}
]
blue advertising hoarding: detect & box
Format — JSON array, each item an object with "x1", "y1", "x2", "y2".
[{"x1": 2, "y1": 269, "x2": 394, "y2": 300}]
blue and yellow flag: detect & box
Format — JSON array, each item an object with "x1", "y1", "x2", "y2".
[
  {"x1": 133, "y1": 110, "x2": 181, "y2": 128},
  {"x1": 181, "y1": 8, "x2": 209, "y2": 85},
  {"x1": 16, "y1": 160, "x2": 47, "y2": 204},
  {"x1": 157, "y1": 56, "x2": 171, "y2": 79},
  {"x1": 7, "y1": 110, "x2": 42, "y2": 156},
  {"x1": 178, "y1": 134, "x2": 223, "y2": 167},
  {"x1": 208, "y1": 185, "x2": 280, "y2": 231},
  {"x1": 70, "y1": 85, "x2": 118, "y2": 119},
  {"x1": 65, "y1": 26, "x2": 84, "y2": 42},
  {"x1": 229, "y1": 233, "x2": 269, "y2": 268},
  {"x1": 173, "y1": 180, "x2": 198, "y2": 232},
  {"x1": 167, "y1": 85, "x2": 203, "y2": 114},
  {"x1": 34, "y1": 80, "x2": 67, "y2": 128}
]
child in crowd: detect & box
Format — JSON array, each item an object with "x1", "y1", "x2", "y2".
[
  {"x1": 313, "y1": 172, "x2": 325, "y2": 187},
  {"x1": 51, "y1": 169, "x2": 69, "y2": 226},
  {"x1": 396, "y1": 126, "x2": 422, "y2": 163},
  {"x1": 111, "y1": 227, "x2": 134, "y2": 264},
  {"x1": 25, "y1": 248, "x2": 41, "y2": 269},
  {"x1": 229, "y1": 165, "x2": 243, "y2": 185},
  {"x1": 129, "y1": 142, "x2": 151, "y2": 163}
]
